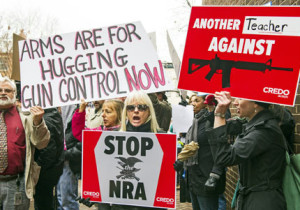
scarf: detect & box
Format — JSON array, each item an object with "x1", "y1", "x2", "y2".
[
  {"x1": 103, "y1": 124, "x2": 120, "y2": 131},
  {"x1": 184, "y1": 108, "x2": 209, "y2": 167}
]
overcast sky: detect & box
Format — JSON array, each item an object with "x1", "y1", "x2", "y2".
[{"x1": 1, "y1": 0, "x2": 202, "y2": 61}]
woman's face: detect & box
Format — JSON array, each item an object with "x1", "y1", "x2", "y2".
[
  {"x1": 191, "y1": 96, "x2": 206, "y2": 114},
  {"x1": 233, "y1": 99, "x2": 256, "y2": 120},
  {"x1": 101, "y1": 103, "x2": 118, "y2": 127},
  {"x1": 126, "y1": 99, "x2": 150, "y2": 127}
]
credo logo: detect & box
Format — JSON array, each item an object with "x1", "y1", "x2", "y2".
[
  {"x1": 156, "y1": 197, "x2": 175, "y2": 203},
  {"x1": 263, "y1": 87, "x2": 290, "y2": 98},
  {"x1": 83, "y1": 191, "x2": 100, "y2": 198}
]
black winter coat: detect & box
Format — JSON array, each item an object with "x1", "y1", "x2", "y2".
[
  {"x1": 207, "y1": 110, "x2": 287, "y2": 210},
  {"x1": 186, "y1": 109, "x2": 226, "y2": 197},
  {"x1": 34, "y1": 108, "x2": 64, "y2": 182}
]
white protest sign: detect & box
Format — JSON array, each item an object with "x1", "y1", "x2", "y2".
[
  {"x1": 19, "y1": 22, "x2": 173, "y2": 110},
  {"x1": 172, "y1": 105, "x2": 193, "y2": 133}
]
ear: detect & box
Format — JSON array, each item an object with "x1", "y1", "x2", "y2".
[{"x1": 253, "y1": 102, "x2": 259, "y2": 110}]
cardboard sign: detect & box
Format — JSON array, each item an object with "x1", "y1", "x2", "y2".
[
  {"x1": 81, "y1": 131, "x2": 177, "y2": 209},
  {"x1": 19, "y1": 22, "x2": 173, "y2": 110},
  {"x1": 178, "y1": 7, "x2": 300, "y2": 106},
  {"x1": 172, "y1": 105, "x2": 193, "y2": 133}
]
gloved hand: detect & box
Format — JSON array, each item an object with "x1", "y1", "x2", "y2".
[
  {"x1": 178, "y1": 96, "x2": 188, "y2": 106},
  {"x1": 173, "y1": 160, "x2": 184, "y2": 172},
  {"x1": 227, "y1": 117, "x2": 247, "y2": 136},
  {"x1": 76, "y1": 196, "x2": 95, "y2": 207}
]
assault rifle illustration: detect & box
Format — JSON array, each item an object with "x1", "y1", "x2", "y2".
[{"x1": 188, "y1": 55, "x2": 293, "y2": 88}]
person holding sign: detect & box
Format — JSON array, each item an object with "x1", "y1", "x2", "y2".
[
  {"x1": 207, "y1": 91, "x2": 287, "y2": 210},
  {"x1": 175, "y1": 93, "x2": 227, "y2": 210},
  {"x1": 72, "y1": 99, "x2": 124, "y2": 141},
  {"x1": 0, "y1": 77, "x2": 50, "y2": 209},
  {"x1": 118, "y1": 90, "x2": 166, "y2": 210},
  {"x1": 72, "y1": 99, "x2": 124, "y2": 209}
]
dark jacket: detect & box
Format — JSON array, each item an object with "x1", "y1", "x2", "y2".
[
  {"x1": 34, "y1": 108, "x2": 64, "y2": 182},
  {"x1": 64, "y1": 112, "x2": 82, "y2": 176},
  {"x1": 148, "y1": 94, "x2": 172, "y2": 132},
  {"x1": 207, "y1": 109, "x2": 287, "y2": 210},
  {"x1": 185, "y1": 109, "x2": 226, "y2": 196}
]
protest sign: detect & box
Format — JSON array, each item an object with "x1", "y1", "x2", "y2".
[
  {"x1": 81, "y1": 131, "x2": 177, "y2": 209},
  {"x1": 19, "y1": 22, "x2": 173, "y2": 110},
  {"x1": 178, "y1": 7, "x2": 300, "y2": 106},
  {"x1": 172, "y1": 104, "x2": 193, "y2": 133}
]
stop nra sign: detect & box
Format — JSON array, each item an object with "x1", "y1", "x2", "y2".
[{"x1": 81, "y1": 130, "x2": 177, "y2": 209}]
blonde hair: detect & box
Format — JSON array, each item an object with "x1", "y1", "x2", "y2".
[
  {"x1": 120, "y1": 91, "x2": 160, "y2": 133},
  {"x1": 102, "y1": 99, "x2": 124, "y2": 125}
]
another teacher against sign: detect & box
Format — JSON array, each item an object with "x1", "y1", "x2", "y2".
[{"x1": 207, "y1": 91, "x2": 286, "y2": 210}]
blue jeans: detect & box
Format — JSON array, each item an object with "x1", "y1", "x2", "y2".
[
  {"x1": 218, "y1": 194, "x2": 226, "y2": 210},
  {"x1": 56, "y1": 161, "x2": 79, "y2": 210},
  {"x1": 0, "y1": 174, "x2": 29, "y2": 210},
  {"x1": 190, "y1": 192, "x2": 219, "y2": 210}
]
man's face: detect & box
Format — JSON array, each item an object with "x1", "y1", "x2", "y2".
[
  {"x1": 93, "y1": 100, "x2": 104, "y2": 112},
  {"x1": 0, "y1": 82, "x2": 16, "y2": 109},
  {"x1": 156, "y1": 93, "x2": 163, "y2": 102}
]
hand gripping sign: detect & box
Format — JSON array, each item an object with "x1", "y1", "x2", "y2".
[
  {"x1": 81, "y1": 131, "x2": 177, "y2": 209},
  {"x1": 178, "y1": 6, "x2": 300, "y2": 106}
]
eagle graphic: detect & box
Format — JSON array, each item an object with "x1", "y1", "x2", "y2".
[{"x1": 115, "y1": 157, "x2": 142, "y2": 181}]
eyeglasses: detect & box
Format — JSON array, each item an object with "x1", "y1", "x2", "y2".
[
  {"x1": 0, "y1": 88, "x2": 14, "y2": 94},
  {"x1": 126, "y1": 104, "x2": 149, "y2": 112}
]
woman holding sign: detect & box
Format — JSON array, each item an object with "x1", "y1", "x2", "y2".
[
  {"x1": 207, "y1": 91, "x2": 286, "y2": 210},
  {"x1": 72, "y1": 99, "x2": 124, "y2": 140},
  {"x1": 175, "y1": 93, "x2": 227, "y2": 210},
  {"x1": 118, "y1": 90, "x2": 166, "y2": 210},
  {"x1": 72, "y1": 99, "x2": 124, "y2": 210}
]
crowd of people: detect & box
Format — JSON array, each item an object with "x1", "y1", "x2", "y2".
[{"x1": 0, "y1": 76, "x2": 295, "y2": 210}]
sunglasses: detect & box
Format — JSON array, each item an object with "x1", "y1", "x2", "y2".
[
  {"x1": 0, "y1": 88, "x2": 14, "y2": 94},
  {"x1": 126, "y1": 104, "x2": 149, "y2": 112}
]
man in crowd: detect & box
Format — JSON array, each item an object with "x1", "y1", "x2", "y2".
[
  {"x1": 0, "y1": 76, "x2": 50, "y2": 209},
  {"x1": 86, "y1": 100, "x2": 104, "y2": 128}
]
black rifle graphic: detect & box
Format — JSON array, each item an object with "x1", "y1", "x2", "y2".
[{"x1": 188, "y1": 55, "x2": 293, "y2": 88}]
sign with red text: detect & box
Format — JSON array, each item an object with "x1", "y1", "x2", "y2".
[
  {"x1": 178, "y1": 7, "x2": 300, "y2": 106},
  {"x1": 19, "y1": 22, "x2": 173, "y2": 110},
  {"x1": 81, "y1": 131, "x2": 177, "y2": 209}
]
